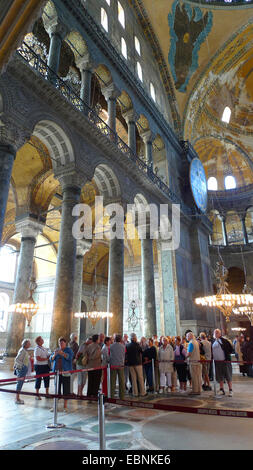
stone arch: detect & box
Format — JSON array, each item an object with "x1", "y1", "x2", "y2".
[
  {"x1": 95, "y1": 64, "x2": 113, "y2": 88},
  {"x1": 65, "y1": 31, "x2": 88, "y2": 62},
  {"x1": 153, "y1": 134, "x2": 169, "y2": 185},
  {"x1": 93, "y1": 164, "x2": 121, "y2": 198},
  {"x1": 226, "y1": 210, "x2": 243, "y2": 245},
  {"x1": 209, "y1": 209, "x2": 224, "y2": 245},
  {"x1": 32, "y1": 120, "x2": 75, "y2": 168}
]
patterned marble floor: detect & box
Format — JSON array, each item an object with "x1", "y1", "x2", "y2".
[{"x1": 1, "y1": 359, "x2": 253, "y2": 450}]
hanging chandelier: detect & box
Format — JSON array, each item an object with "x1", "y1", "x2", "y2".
[
  {"x1": 9, "y1": 278, "x2": 40, "y2": 326},
  {"x1": 74, "y1": 267, "x2": 113, "y2": 328},
  {"x1": 195, "y1": 261, "x2": 253, "y2": 322},
  {"x1": 126, "y1": 300, "x2": 142, "y2": 331},
  {"x1": 232, "y1": 284, "x2": 253, "y2": 325}
]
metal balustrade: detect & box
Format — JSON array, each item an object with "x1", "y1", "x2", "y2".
[{"x1": 16, "y1": 41, "x2": 193, "y2": 213}]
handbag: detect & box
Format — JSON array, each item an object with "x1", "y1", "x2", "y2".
[{"x1": 81, "y1": 354, "x2": 88, "y2": 366}]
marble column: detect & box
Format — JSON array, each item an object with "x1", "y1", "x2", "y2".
[
  {"x1": 46, "y1": 23, "x2": 67, "y2": 82},
  {"x1": 101, "y1": 83, "x2": 120, "y2": 135},
  {"x1": 157, "y1": 240, "x2": 181, "y2": 336},
  {"x1": 221, "y1": 216, "x2": 228, "y2": 246},
  {"x1": 122, "y1": 109, "x2": 139, "y2": 153},
  {"x1": 241, "y1": 215, "x2": 248, "y2": 245},
  {"x1": 141, "y1": 130, "x2": 155, "y2": 171},
  {"x1": 77, "y1": 56, "x2": 94, "y2": 114},
  {"x1": 50, "y1": 172, "x2": 86, "y2": 349},
  {"x1": 141, "y1": 232, "x2": 157, "y2": 337},
  {"x1": 6, "y1": 217, "x2": 43, "y2": 356},
  {"x1": 71, "y1": 239, "x2": 92, "y2": 335},
  {"x1": 107, "y1": 236, "x2": 124, "y2": 335},
  {"x1": 0, "y1": 143, "x2": 16, "y2": 244}
]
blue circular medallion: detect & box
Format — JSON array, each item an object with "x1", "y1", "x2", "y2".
[{"x1": 189, "y1": 158, "x2": 207, "y2": 213}]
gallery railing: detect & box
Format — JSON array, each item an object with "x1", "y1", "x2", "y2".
[{"x1": 16, "y1": 41, "x2": 193, "y2": 214}]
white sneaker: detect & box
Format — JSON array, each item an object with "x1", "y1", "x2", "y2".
[
  {"x1": 15, "y1": 399, "x2": 24, "y2": 405},
  {"x1": 159, "y1": 388, "x2": 164, "y2": 394},
  {"x1": 228, "y1": 390, "x2": 233, "y2": 397}
]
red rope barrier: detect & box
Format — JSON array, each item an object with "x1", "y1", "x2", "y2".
[{"x1": 0, "y1": 386, "x2": 251, "y2": 419}]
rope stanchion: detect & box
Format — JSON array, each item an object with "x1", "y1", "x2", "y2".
[
  {"x1": 98, "y1": 392, "x2": 106, "y2": 450},
  {"x1": 152, "y1": 359, "x2": 157, "y2": 395},
  {"x1": 47, "y1": 370, "x2": 65, "y2": 429},
  {"x1": 107, "y1": 364, "x2": 111, "y2": 398}
]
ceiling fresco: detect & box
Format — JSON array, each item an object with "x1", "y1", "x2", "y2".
[{"x1": 168, "y1": 0, "x2": 213, "y2": 93}]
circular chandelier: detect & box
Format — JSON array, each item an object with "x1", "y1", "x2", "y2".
[
  {"x1": 74, "y1": 310, "x2": 113, "y2": 328},
  {"x1": 74, "y1": 275, "x2": 113, "y2": 328},
  {"x1": 232, "y1": 306, "x2": 253, "y2": 326},
  {"x1": 195, "y1": 261, "x2": 253, "y2": 322},
  {"x1": 9, "y1": 278, "x2": 40, "y2": 326}
]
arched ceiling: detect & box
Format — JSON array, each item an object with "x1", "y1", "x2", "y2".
[{"x1": 138, "y1": 0, "x2": 253, "y2": 188}]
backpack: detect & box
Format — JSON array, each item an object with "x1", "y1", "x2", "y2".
[
  {"x1": 175, "y1": 344, "x2": 185, "y2": 362},
  {"x1": 199, "y1": 341, "x2": 205, "y2": 360}
]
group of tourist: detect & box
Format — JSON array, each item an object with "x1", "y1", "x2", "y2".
[{"x1": 14, "y1": 327, "x2": 243, "y2": 407}]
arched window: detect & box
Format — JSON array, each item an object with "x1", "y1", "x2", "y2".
[
  {"x1": 0, "y1": 245, "x2": 17, "y2": 283},
  {"x1": 150, "y1": 82, "x2": 156, "y2": 102},
  {"x1": 207, "y1": 176, "x2": 218, "y2": 191},
  {"x1": 105, "y1": 0, "x2": 110, "y2": 5},
  {"x1": 101, "y1": 8, "x2": 108, "y2": 32},
  {"x1": 222, "y1": 106, "x2": 231, "y2": 124},
  {"x1": 121, "y1": 37, "x2": 127, "y2": 59},
  {"x1": 118, "y1": 2, "x2": 125, "y2": 28},
  {"x1": 137, "y1": 62, "x2": 143, "y2": 82},
  {"x1": 135, "y1": 36, "x2": 141, "y2": 55},
  {"x1": 225, "y1": 175, "x2": 236, "y2": 190}
]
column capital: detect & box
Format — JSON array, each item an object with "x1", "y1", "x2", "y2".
[
  {"x1": 15, "y1": 215, "x2": 44, "y2": 239},
  {"x1": 0, "y1": 119, "x2": 30, "y2": 152},
  {"x1": 122, "y1": 108, "x2": 139, "y2": 125},
  {"x1": 54, "y1": 165, "x2": 89, "y2": 192},
  {"x1": 76, "y1": 239, "x2": 92, "y2": 257},
  {"x1": 140, "y1": 130, "x2": 156, "y2": 145},
  {"x1": 76, "y1": 53, "x2": 94, "y2": 72},
  {"x1": 101, "y1": 82, "x2": 121, "y2": 102},
  {"x1": 43, "y1": 16, "x2": 68, "y2": 40}
]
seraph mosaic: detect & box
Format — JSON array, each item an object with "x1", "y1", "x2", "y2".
[{"x1": 168, "y1": 1, "x2": 213, "y2": 92}]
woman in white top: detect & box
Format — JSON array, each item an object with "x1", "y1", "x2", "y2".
[
  {"x1": 158, "y1": 337, "x2": 174, "y2": 393},
  {"x1": 34, "y1": 336, "x2": 51, "y2": 399},
  {"x1": 14, "y1": 339, "x2": 31, "y2": 404}
]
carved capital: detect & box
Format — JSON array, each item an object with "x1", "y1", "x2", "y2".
[
  {"x1": 76, "y1": 239, "x2": 92, "y2": 257},
  {"x1": 76, "y1": 53, "x2": 94, "y2": 72},
  {"x1": 54, "y1": 164, "x2": 88, "y2": 192},
  {"x1": 140, "y1": 130, "x2": 155, "y2": 145},
  {"x1": 122, "y1": 108, "x2": 139, "y2": 125},
  {"x1": 0, "y1": 117, "x2": 30, "y2": 152},
  {"x1": 15, "y1": 215, "x2": 44, "y2": 239},
  {"x1": 101, "y1": 82, "x2": 121, "y2": 102},
  {"x1": 43, "y1": 17, "x2": 68, "y2": 40}
]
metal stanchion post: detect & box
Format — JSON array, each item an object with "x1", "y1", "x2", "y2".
[
  {"x1": 212, "y1": 359, "x2": 220, "y2": 399},
  {"x1": 107, "y1": 364, "x2": 111, "y2": 398},
  {"x1": 98, "y1": 392, "x2": 106, "y2": 450},
  {"x1": 47, "y1": 371, "x2": 65, "y2": 429},
  {"x1": 152, "y1": 359, "x2": 157, "y2": 394}
]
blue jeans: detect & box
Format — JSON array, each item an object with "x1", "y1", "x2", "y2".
[
  {"x1": 144, "y1": 364, "x2": 153, "y2": 389},
  {"x1": 16, "y1": 365, "x2": 28, "y2": 392}
]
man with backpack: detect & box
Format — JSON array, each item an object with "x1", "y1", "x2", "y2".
[{"x1": 212, "y1": 329, "x2": 234, "y2": 396}]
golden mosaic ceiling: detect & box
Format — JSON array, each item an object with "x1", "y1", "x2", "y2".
[{"x1": 139, "y1": 0, "x2": 253, "y2": 187}]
